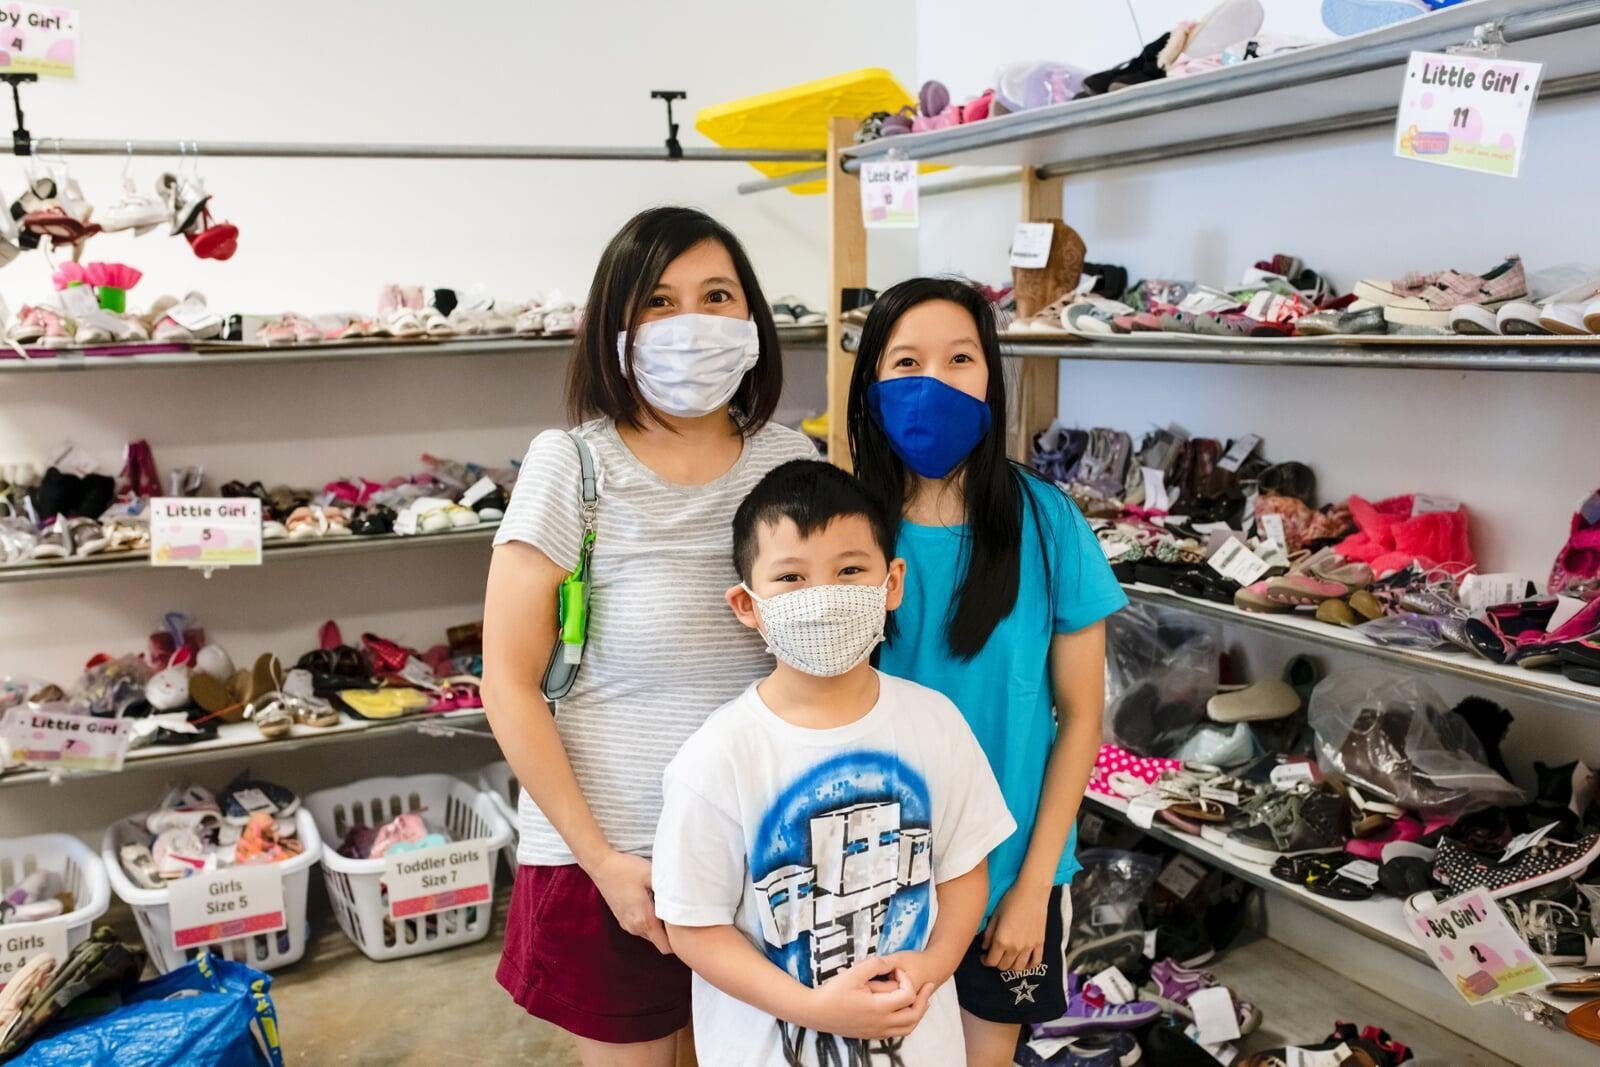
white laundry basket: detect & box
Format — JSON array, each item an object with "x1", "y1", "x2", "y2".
[
  {"x1": 100, "y1": 809, "x2": 322, "y2": 974},
  {"x1": 305, "y1": 773, "x2": 513, "y2": 962},
  {"x1": 0, "y1": 834, "x2": 111, "y2": 957},
  {"x1": 476, "y1": 761, "x2": 521, "y2": 876}
]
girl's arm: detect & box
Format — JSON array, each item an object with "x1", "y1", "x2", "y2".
[
  {"x1": 982, "y1": 621, "x2": 1106, "y2": 971},
  {"x1": 482, "y1": 542, "x2": 671, "y2": 953},
  {"x1": 884, "y1": 861, "x2": 987, "y2": 989},
  {"x1": 665, "y1": 924, "x2": 934, "y2": 1040}
]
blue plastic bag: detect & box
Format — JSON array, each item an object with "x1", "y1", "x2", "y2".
[{"x1": 11, "y1": 954, "x2": 283, "y2": 1067}]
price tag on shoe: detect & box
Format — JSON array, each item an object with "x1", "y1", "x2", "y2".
[
  {"x1": 1, "y1": 705, "x2": 130, "y2": 773},
  {"x1": 1188, "y1": 985, "x2": 1242, "y2": 1044},
  {"x1": 1405, "y1": 886, "x2": 1553, "y2": 1004},
  {"x1": 1088, "y1": 965, "x2": 1137, "y2": 1004},
  {"x1": 1395, "y1": 51, "x2": 1542, "y2": 178},
  {"x1": 1207, "y1": 537, "x2": 1271, "y2": 587},
  {"x1": 1286, "y1": 1046, "x2": 1355, "y2": 1067},
  {"x1": 59, "y1": 285, "x2": 100, "y2": 320},
  {"x1": 385, "y1": 839, "x2": 493, "y2": 920},
  {"x1": 1215, "y1": 434, "x2": 1261, "y2": 473},
  {"x1": 167, "y1": 864, "x2": 287, "y2": 950},
  {"x1": 1156, "y1": 854, "x2": 1208, "y2": 899},
  {"x1": 1336, "y1": 860, "x2": 1382, "y2": 887},
  {"x1": 1125, "y1": 792, "x2": 1172, "y2": 830},
  {"x1": 0, "y1": 920, "x2": 69, "y2": 992},
  {"x1": 1270, "y1": 761, "x2": 1318, "y2": 787},
  {"x1": 1008, "y1": 222, "x2": 1055, "y2": 268},
  {"x1": 1259, "y1": 513, "x2": 1288, "y2": 554},
  {"x1": 149, "y1": 497, "x2": 262, "y2": 569},
  {"x1": 859, "y1": 159, "x2": 918, "y2": 229}
]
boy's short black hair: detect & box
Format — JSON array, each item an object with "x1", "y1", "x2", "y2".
[{"x1": 733, "y1": 460, "x2": 896, "y2": 582}]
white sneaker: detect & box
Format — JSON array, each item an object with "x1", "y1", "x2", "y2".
[
  {"x1": 1539, "y1": 280, "x2": 1600, "y2": 335},
  {"x1": 99, "y1": 179, "x2": 172, "y2": 235}
]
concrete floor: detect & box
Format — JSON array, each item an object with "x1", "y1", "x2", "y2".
[{"x1": 254, "y1": 894, "x2": 1513, "y2": 1067}]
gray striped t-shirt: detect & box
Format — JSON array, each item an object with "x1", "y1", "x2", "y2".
[{"x1": 493, "y1": 418, "x2": 817, "y2": 866}]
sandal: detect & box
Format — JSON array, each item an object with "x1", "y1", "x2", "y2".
[
  {"x1": 244, "y1": 696, "x2": 294, "y2": 739},
  {"x1": 1270, "y1": 854, "x2": 1374, "y2": 900}
]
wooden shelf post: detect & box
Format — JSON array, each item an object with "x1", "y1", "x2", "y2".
[
  {"x1": 825, "y1": 115, "x2": 866, "y2": 472},
  {"x1": 1008, "y1": 169, "x2": 1064, "y2": 464}
]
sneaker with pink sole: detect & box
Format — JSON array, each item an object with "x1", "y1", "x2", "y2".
[{"x1": 1384, "y1": 255, "x2": 1525, "y2": 328}]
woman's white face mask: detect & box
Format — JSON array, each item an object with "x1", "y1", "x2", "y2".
[{"x1": 617, "y1": 313, "x2": 760, "y2": 418}]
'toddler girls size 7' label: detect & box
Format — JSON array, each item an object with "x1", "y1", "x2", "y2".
[{"x1": 384, "y1": 841, "x2": 492, "y2": 920}]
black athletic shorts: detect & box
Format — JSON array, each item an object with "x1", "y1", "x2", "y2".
[{"x1": 953, "y1": 884, "x2": 1071, "y2": 1025}]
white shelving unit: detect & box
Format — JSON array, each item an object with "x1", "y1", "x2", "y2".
[
  {"x1": 792, "y1": 4, "x2": 1600, "y2": 1059},
  {"x1": 1119, "y1": 582, "x2": 1600, "y2": 712},
  {"x1": 839, "y1": 0, "x2": 1600, "y2": 176}
]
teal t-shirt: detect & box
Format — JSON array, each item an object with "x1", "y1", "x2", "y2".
[{"x1": 878, "y1": 475, "x2": 1127, "y2": 919}]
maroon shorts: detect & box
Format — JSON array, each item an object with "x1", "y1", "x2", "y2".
[{"x1": 497, "y1": 863, "x2": 691, "y2": 1044}]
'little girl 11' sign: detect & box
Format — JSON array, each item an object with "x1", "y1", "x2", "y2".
[{"x1": 1395, "y1": 51, "x2": 1543, "y2": 178}]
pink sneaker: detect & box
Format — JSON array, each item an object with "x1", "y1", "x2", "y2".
[{"x1": 369, "y1": 813, "x2": 429, "y2": 858}]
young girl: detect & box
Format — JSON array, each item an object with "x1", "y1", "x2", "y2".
[
  {"x1": 847, "y1": 277, "x2": 1125, "y2": 1066},
  {"x1": 483, "y1": 206, "x2": 815, "y2": 1067}
]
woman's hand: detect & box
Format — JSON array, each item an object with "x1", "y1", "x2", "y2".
[
  {"x1": 588, "y1": 849, "x2": 673, "y2": 954},
  {"x1": 981, "y1": 879, "x2": 1051, "y2": 972}
]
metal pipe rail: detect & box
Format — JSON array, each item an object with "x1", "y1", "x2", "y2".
[
  {"x1": 837, "y1": 0, "x2": 1600, "y2": 173},
  {"x1": 1, "y1": 138, "x2": 825, "y2": 163}
]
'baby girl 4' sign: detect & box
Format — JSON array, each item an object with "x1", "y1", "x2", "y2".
[
  {"x1": 0, "y1": 5, "x2": 77, "y2": 79},
  {"x1": 1408, "y1": 888, "x2": 1553, "y2": 1005},
  {"x1": 1395, "y1": 51, "x2": 1542, "y2": 178}
]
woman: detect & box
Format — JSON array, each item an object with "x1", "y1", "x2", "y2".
[
  {"x1": 847, "y1": 277, "x2": 1126, "y2": 1066},
  {"x1": 483, "y1": 206, "x2": 815, "y2": 1066}
]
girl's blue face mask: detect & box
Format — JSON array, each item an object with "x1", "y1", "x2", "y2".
[{"x1": 867, "y1": 375, "x2": 993, "y2": 479}]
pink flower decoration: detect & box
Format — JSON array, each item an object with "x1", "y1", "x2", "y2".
[
  {"x1": 51, "y1": 261, "x2": 87, "y2": 290},
  {"x1": 83, "y1": 262, "x2": 142, "y2": 290}
]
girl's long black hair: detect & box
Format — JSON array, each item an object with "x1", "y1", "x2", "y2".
[{"x1": 847, "y1": 277, "x2": 1047, "y2": 659}]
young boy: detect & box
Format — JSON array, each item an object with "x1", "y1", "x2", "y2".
[{"x1": 652, "y1": 460, "x2": 1015, "y2": 1067}]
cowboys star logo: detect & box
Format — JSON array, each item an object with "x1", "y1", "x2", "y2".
[{"x1": 1010, "y1": 978, "x2": 1038, "y2": 1005}]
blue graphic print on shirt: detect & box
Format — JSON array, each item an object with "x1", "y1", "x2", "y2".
[{"x1": 750, "y1": 751, "x2": 934, "y2": 989}]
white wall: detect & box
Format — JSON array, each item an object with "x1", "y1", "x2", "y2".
[{"x1": 0, "y1": 1, "x2": 888, "y2": 823}]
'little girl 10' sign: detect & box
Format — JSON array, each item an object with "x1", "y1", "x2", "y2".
[{"x1": 1395, "y1": 51, "x2": 1543, "y2": 178}]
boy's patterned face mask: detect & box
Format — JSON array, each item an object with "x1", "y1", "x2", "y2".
[{"x1": 742, "y1": 577, "x2": 889, "y2": 677}]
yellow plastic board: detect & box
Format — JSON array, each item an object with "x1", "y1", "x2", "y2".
[{"x1": 697, "y1": 68, "x2": 940, "y2": 194}]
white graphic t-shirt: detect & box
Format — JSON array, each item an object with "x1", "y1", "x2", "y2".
[{"x1": 653, "y1": 672, "x2": 1015, "y2": 1067}]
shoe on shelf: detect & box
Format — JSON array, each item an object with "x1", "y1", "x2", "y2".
[
  {"x1": 1537, "y1": 278, "x2": 1600, "y2": 335},
  {"x1": 1353, "y1": 268, "x2": 1446, "y2": 307},
  {"x1": 1500, "y1": 891, "x2": 1595, "y2": 966},
  {"x1": 1223, "y1": 783, "x2": 1348, "y2": 864},
  {"x1": 1383, "y1": 255, "x2": 1525, "y2": 328},
  {"x1": 258, "y1": 314, "x2": 321, "y2": 346},
  {"x1": 151, "y1": 293, "x2": 224, "y2": 342},
  {"x1": 771, "y1": 296, "x2": 826, "y2": 326},
  {"x1": 1063, "y1": 295, "x2": 1136, "y2": 337},
  {"x1": 1432, "y1": 826, "x2": 1600, "y2": 898},
  {"x1": 10, "y1": 305, "x2": 73, "y2": 349},
  {"x1": 1295, "y1": 305, "x2": 1386, "y2": 336}
]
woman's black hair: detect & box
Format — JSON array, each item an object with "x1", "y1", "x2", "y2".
[
  {"x1": 568, "y1": 206, "x2": 783, "y2": 435},
  {"x1": 847, "y1": 277, "x2": 1048, "y2": 659}
]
